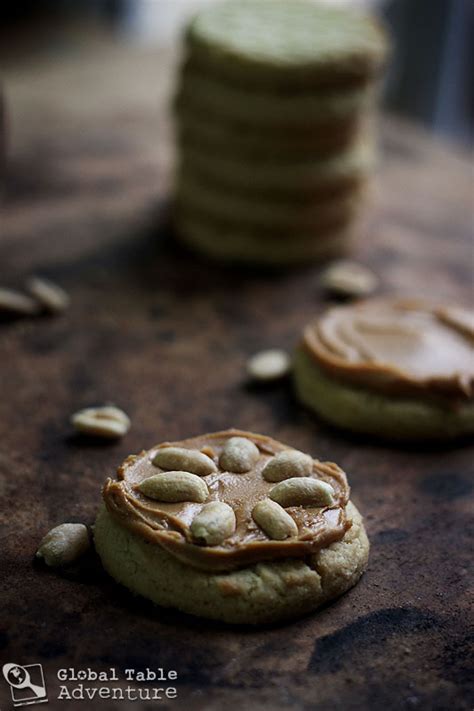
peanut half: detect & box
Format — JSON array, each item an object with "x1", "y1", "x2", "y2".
[
  {"x1": 262, "y1": 450, "x2": 313, "y2": 482},
  {"x1": 0, "y1": 287, "x2": 39, "y2": 316},
  {"x1": 138, "y1": 471, "x2": 209, "y2": 503},
  {"x1": 71, "y1": 405, "x2": 130, "y2": 439},
  {"x1": 36, "y1": 523, "x2": 90, "y2": 567},
  {"x1": 247, "y1": 349, "x2": 291, "y2": 382},
  {"x1": 252, "y1": 499, "x2": 298, "y2": 540},
  {"x1": 219, "y1": 436, "x2": 260, "y2": 473},
  {"x1": 190, "y1": 501, "x2": 236, "y2": 546},
  {"x1": 153, "y1": 447, "x2": 217, "y2": 476},
  {"x1": 269, "y1": 477, "x2": 335, "y2": 508},
  {"x1": 320, "y1": 260, "x2": 378, "y2": 298},
  {"x1": 27, "y1": 276, "x2": 70, "y2": 314}
]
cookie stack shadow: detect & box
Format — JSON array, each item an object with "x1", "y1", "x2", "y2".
[{"x1": 172, "y1": 0, "x2": 389, "y2": 266}]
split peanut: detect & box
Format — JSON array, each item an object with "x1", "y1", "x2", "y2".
[
  {"x1": 190, "y1": 501, "x2": 236, "y2": 545},
  {"x1": 269, "y1": 477, "x2": 335, "y2": 507},
  {"x1": 153, "y1": 446, "x2": 217, "y2": 476},
  {"x1": 252, "y1": 499, "x2": 298, "y2": 540},
  {"x1": 36, "y1": 523, "x2": 90, "y2": 567},
  {"x1": 138, "y1": 471, "x2": 209, "y2": 503},
  {"x1": 71, "y1": 405, "x2": 131, "y2": 439},
  {"x1": 219, "y1": 436, "x2": 260, "y2": 473},
  {"x1": 262, "y1": 450, "x2": 313, "y2": 482},
  {"x1": 27, "y1": 276, "x2": 70, "y2": 313}
]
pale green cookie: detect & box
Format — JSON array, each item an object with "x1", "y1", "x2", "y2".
[
  {"x1": 177, "y1": 107, "x2": 364, "y2": 159},
  {"x1": 185, "y1": 0, "x2": 388, "y2": 90},
  {"x1": 179, "y1": 139, "x2": 374, "y2": 195},
  {"x1": 94, "y1": 501, "x2": 369, "y2": 625},
  {"x1": 293, "y1": 348, "x2": 474, "y2": 440},
  {"x1": 176, "y1": 170, "x2": 366, "y2": 230},
  {"x1": 175, "y1": 211, "x2": 356, "y2": 266},
  {"x1": 175, "y1": 69, "x2": 375, "y2": 127}
]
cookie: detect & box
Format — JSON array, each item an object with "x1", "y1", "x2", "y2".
[
  {"x1": 184, "y1": 0, "x2": 388, "y2": 90},
  {"x1": 294, "y1": 299, "x2": 474, "y2": 440},
  {"x1": 179, "y1": 138, "x2": 374, "y2": 196},
  {"x1": 94, "y1": 430, "x2": 369, "y2": 624},
  {"x1": 176, "y1": 105, "x2": 366, "y2": 160},
  {"x1": 175, "y1": 212, "x2": 357, "y2": 266},
  {"x1": 175, "y1": 69, "x2": 375, "y2": 128},
  {"x1": 176, "y1": 170, "x2": 367, "y2": 230}
]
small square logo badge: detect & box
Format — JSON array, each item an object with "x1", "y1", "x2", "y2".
[{"x1": 2, "y1": 663, "x2": 48, "y2": 707}]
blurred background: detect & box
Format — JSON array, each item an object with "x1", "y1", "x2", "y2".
[{"x1": 1, "y1": 0, "x2": 473, "y2": 145}]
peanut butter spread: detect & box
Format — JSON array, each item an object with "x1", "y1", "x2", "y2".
[
  {"x1": 103, "y1": 430, "x2": 350, "y2": 572},
  {"x1": 302, "y1": 299, "x2": 474, "y2": 400}
]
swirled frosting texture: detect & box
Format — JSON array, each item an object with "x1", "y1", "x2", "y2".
[{"x1": 302, "y1": 299, "x2": 474, "y2": 399}]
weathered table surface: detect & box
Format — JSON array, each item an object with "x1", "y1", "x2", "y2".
[{"x1": 1, "y1": 40, "x2": 473, "y2": 711}]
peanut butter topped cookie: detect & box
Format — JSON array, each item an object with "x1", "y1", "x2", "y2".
[
  {"x1": 95, "y1": 430, "x2": 369, "y2": 624},
  {"x1": 294, "y1": 299, "x2": 474, "y2": 439},
  {"x1": 103, "y1": 430, "x2": 349, "y2": 571}
]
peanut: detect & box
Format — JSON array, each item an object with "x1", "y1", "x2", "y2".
[
  {"x1": 0, "y1": 287, "x2": 39, "y2": 315},
  {"x1": 190, "y1": 501, "x2": 236, "y2": 545},
  {"x1": 36, "y1": 523, "x2": 90, "y2": 567},
  {"x1": 262, "y1": 450, "x2": 313, "y2": 482},
  {"x1": 138, "y1": 471, "x2": 209, "y2": 503},
  {"x1": 247, "y1": 349, "x2": 291, "y2": 382},
  {"x1": 153, "y1": 447, "x2": 217, "y2": 476},
  {"x1": 71, "y1": 405, "x2": 130, "y2": 439},
  {"x1": 269, "y1": 477, "x2": 335, "y2": 507},
  {"x1": 219, "y1": 437, "x2": 259, "y2": 473},
  {"x1": 27, "y1": 276, "x2": 70, "y2": 313},
  {"x1": 320, "y1": 260, "x2": 378, "y2": 298},
  {"x1": 252, "y1": 499, "x2": 298, "y2": 540}
]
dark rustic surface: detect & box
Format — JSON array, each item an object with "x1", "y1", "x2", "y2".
[{"x1": 1, "y1": 41, "x2": 473, "y2": 711}]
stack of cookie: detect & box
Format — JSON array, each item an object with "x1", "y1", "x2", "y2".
[{"x1": 173, "y1": 0, "x2": 389, "y2": 266}]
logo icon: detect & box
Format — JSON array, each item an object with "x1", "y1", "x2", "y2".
[{"x1": 2, "y1": 663, "x2": 48, "y2": 707}]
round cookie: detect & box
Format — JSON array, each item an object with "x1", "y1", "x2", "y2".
[
  {"x1": 184, "y1": 0, "x2": 388, "y2": 90},
  {"x1": 175, "y1": 212, "x2": 357, "y2": 266},
  {"x1": 175, "y1": 171, "x2": 367, "y2": 231},
  {"x1": 179, "y1": 139, "x2": 374, "y2": 196},
  {"x1": 175, "y1": 69, "x2": 375, "y2": 128},
  {"x1": 94, "y1": 430, "x2": 369, "y2": 624},
  {"x1": 294, "y1": 299, "x2": 474, "y2": 440},
  {"x1": 176, "y1": 107, "x2": 366, "y2": 160}
]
